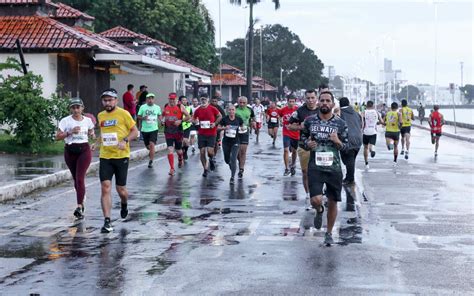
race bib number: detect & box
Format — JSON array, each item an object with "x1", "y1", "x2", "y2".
[
  {"x1": 270, "y1": 117, "x2": 278, "y2": 123},
  {"x1": 102, "y1": 133, "x2": 118, "y2": 146},
  {"x1": 146, "y1": 116, "x2": 156, "y2": 124},
  {"x1": 200, "y1": 121, "x2": 211, "y2": 129},
  {"x1": 225, "y1": 128, "x2": 237, "y2": 138},
  {"x1": 315, "y1": 152, "x2": 334, "y2": 167},
  {"x1": 238, "y1": 126, "x2": 248, "y2": 134}
]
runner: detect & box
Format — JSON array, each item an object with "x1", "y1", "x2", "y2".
[
  {"x1": 361, "y1": 100, "x2": 383, "y2": 169},
  {"x1": 429, "y1": 104, "x2": 444, "y2": 158},
  {"x1": 279, "y1": 96, "x2": 299, "y2": 176},
  {"x1": 180, "y1": 96, "x2": 193, "y2": 161},
  {"x1": 137, "y1": 93, "x2": 162, "y2": 168},
  {"x1": 190, "y1": 97, "x2": 200, "y2": 154},
  {"x1": 211, "y1": 95, "x2": 226, "y2": 155},
  {"x1": 219, "y1": 104, "x2": 244, "y2": 184},
  {"x1": 400, "y1": 99, "x2": 414, "y2": 160},
  {"x1": 252, "y1": 98, "x2": 266, "y2": 143},
  {"x1": 288, "y1": 89, "x2": 319, "y2": 198},
  {"x1": 193, "y1": 95, "x2": 222, "y2": 177},
  {"x1": 266, "y1": 101, "x2": 280, "y2": 145},
  {"x1": 97, "y1": 89, "x2": 138, "y2": 233},
  {"x1": 56, "y1": 98, "x2": 95, "y2": 220},
  {"x1": 417, "y1": 103, "x2": 425, "y2": 125},
  {"x1": 235, "y1": 96, "x2": 256, "y2": 178},
  {"x1": 384, "y1": 102, "x2": 402, "y2": 166},
  {"x1": 163, "y1": 93, "x2": 190, "y2": 175},
  {"x1": 301, "y1": 91, "x2": 348, "y2": 246}
]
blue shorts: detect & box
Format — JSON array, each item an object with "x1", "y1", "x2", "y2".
[{"x1": 283, "y1": 136, "x2": 298, "y2": 150}]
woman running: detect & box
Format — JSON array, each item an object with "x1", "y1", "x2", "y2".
[{"x1": 219, "y1": 104, "x2": 244, "y2": 185}]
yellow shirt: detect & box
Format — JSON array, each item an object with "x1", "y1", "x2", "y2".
[
  {"x1": 401, "y1": 106, "x2": 413, "y2": 127},
  {"x1": 385, "y1": 111, "x2": 400, "y2": 132},
  {"x1": 98, "y1": 107, "x2": 136, "y2": 159}
]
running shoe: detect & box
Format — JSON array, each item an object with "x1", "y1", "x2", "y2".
[
  {"x1": 284, "y1": 169, "x2": 290, "y2": 176},
  {"x1": 148, "y1": 160, "x2": 153, "y2": 168},
  {"x1": 434, "y1": 151, "x2": 438, "y2": 157},
  {"x1": 101, "y1": 218, "x2": 113, "y2": 233},
  {"x1": 404, "y1": 152, "x2": 409, "y2": 160},
  {"x1": 202, "y1": 169, "x2": 208, "y2": 178},
  {"x1": 401, "y1": 150, "x2": 404, "y2": 155},
  {"x1": 209, "y1": 160, "x2": 216, "y2": 171},
  {"x1": 370, "y1": 150, "x2": 376, "y2": 158},
  {"x1": 393, "y1": 161, "x2": 398, "y2": 167},
  {"x1": 169, "y1": 169, "x2": 175, "y2": 176},
  {"x1": 290, "y1": 166, "x2": 296, "y2": 176},
  {"x1": 178, "y1": 159, "x2": 184, "y2": 168},
  {"x1": 73, "y1": 207, "x2": 84, "y2": 220},
  {"x1": 238, "y1": 169, "x2": 244, "y2": 179},
  {"x1": 314, "y1": 205, "x2": 324, "y2": 229},
  {"x1": 324, "y1": 232, "x2": 334, "y2": 246},
  {"x1": 365, "y1": 164, "x2": 370, "y2": 170},
  {"x1": 120, "y1": 203, "x2": 128, "y2": 219},
  {"x1": 230, "y1": 177, "x2": 235, "y2": 185}
]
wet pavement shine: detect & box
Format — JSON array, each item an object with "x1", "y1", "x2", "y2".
[{"x1": 0, "y1": 127, "x2": 472, "y2": 295}]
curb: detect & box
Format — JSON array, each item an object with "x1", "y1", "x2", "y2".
[
  {"x1": 412, "y1": 124, "x2": 474, "y2": 143},
  {"x1": 0, "y1": 143, "x2": 167, "y2": 202}
]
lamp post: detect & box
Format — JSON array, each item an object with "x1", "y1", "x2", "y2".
[{"x1": 219, "y1": 0, "x2": 222, "y2": 91}]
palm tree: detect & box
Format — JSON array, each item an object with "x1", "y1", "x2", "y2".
[{"x1": 229, "y1": 0, "x2": 280, "y2": 100}]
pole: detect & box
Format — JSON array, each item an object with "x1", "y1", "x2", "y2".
[
  {"x1": 218, "y1": 0, "x2": 222, "y2": 92},
  {"x1": 280, "y1": 68, "x2": 283, "y2": 99},
  {"x1": 452, "y1": 92, "x2": 457, "y2": 133},
  {"x1": 246, "y1": 2, "x2": 254, "y2": 101},
  {"x1": 260, "y1": 26, "x2": 264, "y2": 99},
  {"x1": 460, "y1": 61, "x2": 464, "y2": 103},
  {"x1": 15, "y1": 39, "x2": 28, "y2": 75},
  {"x1": 434, "y1": 3, "x2": 438, "y2": 103}
]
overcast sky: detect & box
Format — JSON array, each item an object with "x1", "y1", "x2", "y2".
[{"x1": 202, "y1": 0, "x2": 473, "y2": 87}]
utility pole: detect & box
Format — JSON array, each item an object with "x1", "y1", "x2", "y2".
[
  {"x1": 260, "y1": 26, "x2": 264, "y2": 98},
  {"x1": 246, "y1": 2, "x2": 254, "y2": 101},
  {"x1": 460, "y1": 61, "x2": 464, "y2": 103},
  {"x1": 218, "y1": 0, "x2": 222, "y2": 92}
]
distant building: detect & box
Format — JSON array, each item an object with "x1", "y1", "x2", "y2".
[{"x1": 327, "y1": 66, "x2": 335, "y2": 81}]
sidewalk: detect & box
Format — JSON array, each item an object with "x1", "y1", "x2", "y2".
[
  {"x1": 0, "y1": 136, "x2": 167, "y2": 202},
  {"x1": 412, "y1": 121, "x2": 474, "y2": 143}
]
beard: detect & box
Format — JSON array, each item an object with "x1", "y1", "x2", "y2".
[
  {"x1": 320, "y1": 106, "x2": 330, "y2": 114},
  {"x1": 105, "y1": 105, "x2": 115, "y2": 112}
]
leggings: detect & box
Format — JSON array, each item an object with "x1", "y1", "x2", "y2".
[
  {"x1": 222, "y1": 140, "x2": 240, "y2": 178},
  {"x1": 64, "y1": 143, "x2": 92, "y2": 205}
]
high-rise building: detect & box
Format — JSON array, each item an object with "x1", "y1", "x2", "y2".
[{"x1": 328, "y1": 66, "x2": 336, "y2": 80}]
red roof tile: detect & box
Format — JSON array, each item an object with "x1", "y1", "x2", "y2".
[
  {"x1": 100, "y1": 26, "x2": 176, "y2": 51},
  {"x1": 0, "y1": 16, "x2": 131, "y2": 52},
  {"x1": 221, "y1": 64, "x2": 243, "y2": 72},
  {"x1": 52, "y1": 3, "x2": 94, "y2": 20},
  {"x1": 161, "y1": 54, "x2": 210, "y2": 76}
]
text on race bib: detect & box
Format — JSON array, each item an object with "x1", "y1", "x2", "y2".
[
  {"x1": 238, "y1": 126, "x2": 248, "y2": 134},
  {"x1": 270, "y1": 117, "x2": 278, "y2": 123},
  {"x1": 225, "y1": 128, "x2": 237, "y2": 138},
  {"x1": 200, "y1": 121, "x2": 211, "y2": 129},
  {"x1": 102, "y1": 133, "x2": 118, "y2": 146},
  {"x1": 315, "y1": 151, "x2": 334, "y2": 167}
]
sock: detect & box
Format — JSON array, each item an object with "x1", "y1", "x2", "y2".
[
  {"x1": 183, "y1": 146, "x2": 188, "y2": 155},
  {"x1": 177, "y1": 151, "x2": 183, "y2": 161},
  {"x1": 105, "y1": 217, "x2": 111, "y2": 223},
  {"x1": 365, "y1": 161, "x2": 368, "y2": 165},
  {"x1": 394, "y1": 154, "x2": 398, "y2": 162},
  {"x1": 167, "y1": 154, "x2": 174, "y2": 169},
  {"x1": 121, "y1": 203, "x2": 127, "y2": 210}
]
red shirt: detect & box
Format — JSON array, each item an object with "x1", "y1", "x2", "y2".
[
  {"x1": 279, "y1": 105, "x2": 299, "y2": 139},
  {"x1": 163, "y1": 104, "x2": 183, "y2": 138},
  {"x1": 122, "y1": 91, "x2": 136, "y2": 116},
  {"x1": 193, "y1": 105, "x2": 220, "y2": 136},
  {"x1": 430, "y1": 111, "x2": 443, "y2": 133},
  {"x1": 266, "y1": 107, "x2": 279, "y2": 124}
]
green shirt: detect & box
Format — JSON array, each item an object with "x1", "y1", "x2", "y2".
[
  {"x1": 138, "y1": 104, "x2": 162, "y2": 132},
  {"x1": 235, "y1": 106, "x2": 254, "y2": 127},
  {"x1": 182, "y1": 106, "x2": 192, "y2": 130}
]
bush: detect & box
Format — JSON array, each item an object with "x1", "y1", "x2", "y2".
[{"x1": 0, "y1": 58, "x2": 69, "y2": 153}]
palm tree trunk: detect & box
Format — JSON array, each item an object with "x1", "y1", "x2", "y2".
[{"x1": 246, "y1": 1, "x2": 254, "y2": 101}]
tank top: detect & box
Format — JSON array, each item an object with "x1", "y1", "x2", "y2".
[
  {"x1": 164, "y1": 104, "x2": 183, "y2": 134},
  {"x1": 363, "y1": 109, "x2": 379, "y2": 135},
  {"x1": 401, "y1": 106, "x2": 413, "y2": 127},
  {"x1": 385, "y1": 111, "x2": 400, "y2": 132},
  {"x1": 182, "y1": 106, "x2": 192, "y2": 130},
  {"x1": 430, "y1": 111, "x2": 443, "y2": 133}
]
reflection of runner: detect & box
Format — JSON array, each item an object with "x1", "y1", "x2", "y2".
[
  {"x1": 97, "y1": 89, "x2": 138, "y2": 233},
  {"x1": 301, "y1": 91, "x2": 348, "y2": 246},
  {"x1": 137, "y1": 93, "x2": 161, "y2": 168},
  {"x1": 384, "y1": 102, "x2": 402, "y2": 166},
  {"x1": 56, "y1": 98, "x2": 95, "y2": 220},
  {"x1": 219, "y1": 104, "x2": 244, "y2": 184},
  {"x1": 429, "y1": 105, "x2": 444, "y2": 158},
  {"x1": 265, "y1": 101, "x2": 280, "y2": 145},
  {"x1": 278, "y1": 97, "x2": 299, "y2": 176},
  {"x1": 252, "y1": 99, "x2": 265, "y2": 143},
  {"x1": 235, "y1": 96, "x2": 256, "y2": 179}
]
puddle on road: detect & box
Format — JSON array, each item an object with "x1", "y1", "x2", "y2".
[{"x1": 337, "y1": 225, "x2": 363, "y2": 246}]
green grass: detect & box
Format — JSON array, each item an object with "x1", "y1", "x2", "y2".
[{"x1": 0, "y1": 134, "x2": 64, "y2": 155}]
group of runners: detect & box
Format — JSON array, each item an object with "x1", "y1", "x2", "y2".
[{"x1": 56, "y1": 86, "x2": 445, "y2": 244}]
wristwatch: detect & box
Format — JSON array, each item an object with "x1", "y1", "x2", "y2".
[{"x1": 123, "y1": 137, "x2": 129, "y2": 143}]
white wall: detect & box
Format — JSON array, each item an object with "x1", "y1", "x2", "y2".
[
  {"x1": 110, "y1": 72, "x2": 186, "y2": 108},
  {"x1": 0, "y1": 53, "x2": 58, "y2": 99}
]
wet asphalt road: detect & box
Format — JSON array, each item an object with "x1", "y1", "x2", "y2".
[{"x1": 0, "y1": 127, "x2": 472, "y2": 295}]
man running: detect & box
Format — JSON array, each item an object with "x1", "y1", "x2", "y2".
[
  {"x1": 266, "y1": 101, "x2": 280, "y2": 145},
  {"x1": 361, "y1": 100, "x2": 383, "y2": 169},
  {"x1": 137, "y1": 93, "x2": 162, "y2": 168},
  {"x1": 180, "y1": 96, "x2": 193, "y2": 161},
  {"x1": 301, "y1": 91, "x2": 348, "y2": 246},
  {"x1": 288, "y1": 89, "x2": 319, "y2": 198},
  {"x1": 163, "y1": 93, "x2": 190, "y2": 175},
  {"x1": 193, "y1": 95, "x2": 222, "y2": 177},
  {"x1": 211, "y1": 95, "x2": 226, "y2": 154},
  {"x1": 384, "y1": 102, "x2": 403, "y2": 166},
  {"x1": 235, "y1": 96, "x2": 256, "y2": 178},
  {"x1": 219, "y1": 104, "x2": 244, "y2": 184},
  {"x1": 429, "y1": 104, "x2": 444, "y2": 157},
  {"x1": 400, "y1": 99, "x2": 414, "y2": 160},
  {"x1": 190, "y1": 97, "x2": 200, "y2": 154},
  {"x1": 97, "y1": 89, "x2": 138, "y2": 233},
  {"x1": 252, "y1": 98, "x2": 266, "y2": 143},
  {"x1": 279, "y1": 96, "x2": 299, "y2": 176}
]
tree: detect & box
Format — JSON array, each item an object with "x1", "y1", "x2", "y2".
[
  {"x1": 229, "y1": 0, "x2": 280, "y2": 99},
  {"x1": 61, "y1": 0, "x2": 218, "y2": 71},
  {"x1": 331, "y1": 75, "x2": 345, "y2": 90},
  {"x1": 397, "y1": 85, "x2": 420, "y2": 103},
  {"x1": 460, "y1": 84, "x2": 474, "y2": 104}
]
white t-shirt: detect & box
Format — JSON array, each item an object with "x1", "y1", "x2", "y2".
[
  {"x1": 58, "y1": 115, "x2": 94, "y2": 145},
  {"x1": 363, "y1": 109, "x2": 379, "y2": 135},
  {"x1": 252, "y1": 105, "x2": 265, "y2": 123}
]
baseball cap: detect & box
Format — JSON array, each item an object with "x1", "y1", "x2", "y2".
[
  {"x1": 69, "y1": 97, "x2": 84, "y2": 108},
  {"x1": 146, "y1": 93, "x2": 155, "y2": 98},
  {"x1": 168, "y1": 93, "x2": 177, "y2": 99},
  {"x1": 101, "y1": 89, "x2": 118, "y2": 98}
]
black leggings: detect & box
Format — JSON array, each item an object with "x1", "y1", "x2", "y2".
[{"x1": 222, "y1": 140, "x2": 240, "y2": 178}]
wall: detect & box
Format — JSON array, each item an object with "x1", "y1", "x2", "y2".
[{"x1": 0, "y1": 53, "x2": 58, "y2": 99}]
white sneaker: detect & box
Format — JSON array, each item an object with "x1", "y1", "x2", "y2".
[
  {"x1": 393, "y1": 161, "x2": 397, "y2": 167},
  {"x1": 365, "y1": 164, "x2": 370, "y2": 170}
]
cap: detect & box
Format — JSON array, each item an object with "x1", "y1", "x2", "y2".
[
  {"x1": 168, "y1": 93, "x2": 177, "y2": 99},
  {"x1": 69, "y1": 97, "x2": 84, "y2": 107},
  {"x1": 146, "y1": 93, "x2": 155, "y2": 98},
  {"x1": 101, "y1": 89, "x2": 118, "y2": 98}
]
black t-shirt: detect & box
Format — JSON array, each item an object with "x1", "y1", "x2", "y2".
[
  {"x1": 289, "y1": 103, "x2": 319, "y2": 146},
  {"x1": 220, "y1": 116, "x2": 243, "y2": 144}
]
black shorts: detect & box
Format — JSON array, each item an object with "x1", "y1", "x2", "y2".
[
  {"x1": 267, "y1": 122, "x2": 279, "y2": 129},
  {"x1": 283, "y1": 136, "x2": 298, "y2": 150},
  {"x1": 166, "y1": 138, "x2": 183, "y2": 150},
  {"x1": 363, "y1": 134, "x2": 377, "y2": 145},
  {"x1": 308, "y1": 169, "x2": 343, "y2": 202},
  {"x1": 183, "y1": 128, "x2": 191, "y2": 139},
  {"x1": 99, "y1": 158, "x2": 129, "y2": 186},
  {"x1": 238, "y1": 131, "x2": 249, "y2": 145},
  {"x1": 198, "y1": 135, "x2": 216, "y2": 149},
  {"x1": 400, "y1": 126, "x2": 411, "y2": 136},
  {"x1": 142, "y1": 130, "x2": 158, "y2": 147},
  {"x1": 385, "y1": 131, "x2": 400, "y2": 141},
  {"x1": 431, "y1": 132, "x2": 442, "y2": 138}
]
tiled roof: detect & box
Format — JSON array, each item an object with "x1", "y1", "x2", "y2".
[
  {"x1": 100, "y1": 26, "x2": 176, "y2": 51},
  {"x1": 0, "y1": 16, "x2": 130, "y2": 53},
  {"x1": 162, "y1": 54, "x2": 211, "y2": 76},
  {"x1": 53, "y1": 3, "x2": 95, "y2": 20},
  {"x1": 0, "y1": 0, "x2": 48, "y2": 4},
  {"x1": 73, "y1": 26, "x2": 137, "y2": 54},
  {"x1": 200, "y1": 74, "x2": 247, "y2": 86},
  {"x1": 221, "y1": 64, "x2": 243, "y2": 72}
]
